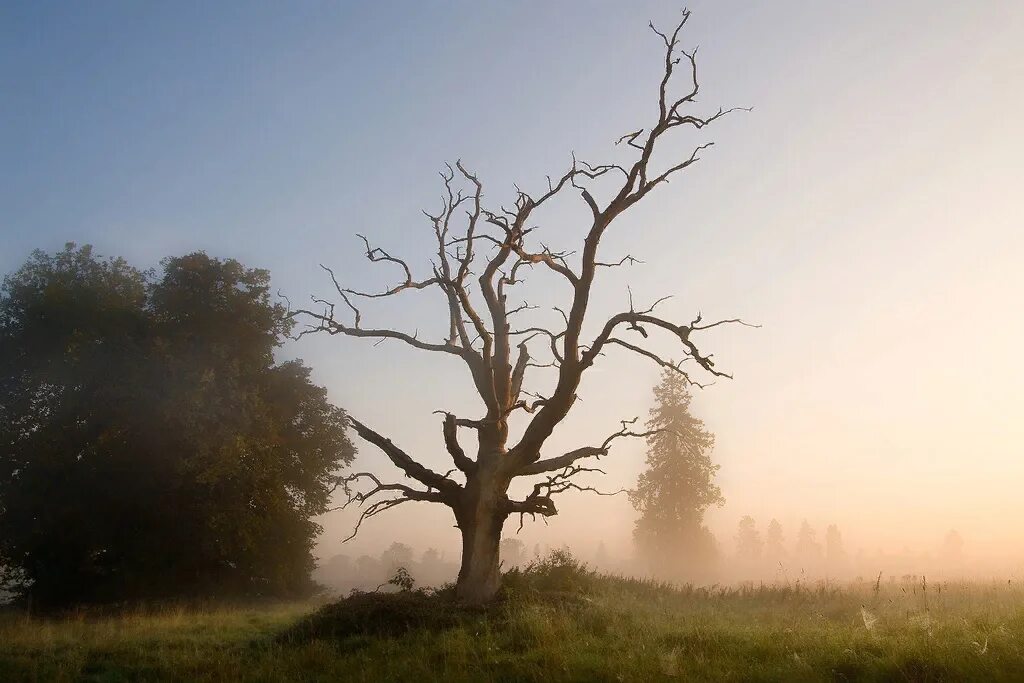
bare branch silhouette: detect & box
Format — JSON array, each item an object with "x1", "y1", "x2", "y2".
[{"x1": 289, "y1": 10, "x2": 753, "y2": 604}]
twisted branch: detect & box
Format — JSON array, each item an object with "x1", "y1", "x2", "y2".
[
  {"x1": 336, "y1": 472, "x2": 448, "y2": 542},
  {"x1": 517, "y1": 417, "x2": 662, "y2": 476}
]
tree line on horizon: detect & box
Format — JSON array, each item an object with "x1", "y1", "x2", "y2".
[{"x1": 312, "y1": 522, "x2": 972, "y2": 595}]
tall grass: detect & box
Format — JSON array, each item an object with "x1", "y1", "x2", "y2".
[{"x1": 3, "y1": 555, "x2": 1024, "y2": 681}]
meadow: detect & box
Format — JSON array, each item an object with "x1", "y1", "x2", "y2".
[{"x1": 3, "y1": 555, "x2": 1024, "y2": 682}]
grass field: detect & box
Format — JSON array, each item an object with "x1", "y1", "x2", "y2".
[{"x1": 3, "y1": 556, "x2": 1024, "y2": 682}]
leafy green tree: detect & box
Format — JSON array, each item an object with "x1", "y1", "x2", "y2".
[
  {"x1": 629, "y1": 369, "x2": 723, "y2": 580},
  {"x1": 0, "y1": 244, "x2": 355, "y2": 607}
]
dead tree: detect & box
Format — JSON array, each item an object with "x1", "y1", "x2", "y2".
[{"x1": 293, "y1": 11, "x2": 753, "y2": 604}]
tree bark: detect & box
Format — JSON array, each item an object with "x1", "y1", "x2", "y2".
[{"x1": 454, "y1": 464, "x2": 508, "y2": 605}]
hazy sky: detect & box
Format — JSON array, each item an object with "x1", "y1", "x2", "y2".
[{"x1": 3, "y1": 1, "x2": 1022, "y2": 565}]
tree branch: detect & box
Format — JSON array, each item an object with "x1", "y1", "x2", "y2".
[
  {"x1": 342, "y1": 234, "x2": 443, "y2": 299},
  {"x1": 336, "y1": 472, "x2": 448, "y2": 542},
  {"x1": 583, "y1": 311, "x2": 758, "y2": 381},
  {"x1": 348, "y1": 417, "x2": 461, "y2": 493},
  {"x1": 508, "y1": 10, "x2": 755, "y2": 460},
  {"x1": 506, "y1": 464, "x2": 626, "y2": 532},
  {"x1": 604, "y1": 338, "x2": 708, "y2": 388},
  {"x1": 290, "y1": 305, "x2": 468, "y2": 356},
  {"x1": 438, "y1": 411, "x2": 477, "y2": 474},
  {"x1": 516, "y1": 417, "x2": 660, "y2": 476}
]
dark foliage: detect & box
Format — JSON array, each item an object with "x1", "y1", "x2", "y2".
[
  {"x1": 503, "y1": 548, "x2": 598, "y2": 600},
  {"x1": 281, "y1": 589, "x2": 467, "y2": 643},
  {"x1": 0, "y1": 244, "x2": 355, "y2": 607}
]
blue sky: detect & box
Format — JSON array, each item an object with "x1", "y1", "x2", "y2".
[{"x1": 3, "y1": 1, "x2": 1023, "y2": 562}]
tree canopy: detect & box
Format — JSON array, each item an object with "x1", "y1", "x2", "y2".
[{"x1": 0, "y1": 244, "x2": 355, "y2": 607}]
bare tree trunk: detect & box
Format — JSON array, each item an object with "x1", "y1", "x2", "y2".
[
  {"x1": 454, "y1": 464, "x2": 508, "y2": 605},
  {"x1": 303, "y1": 10, "x2": 748, "y2": 608}
]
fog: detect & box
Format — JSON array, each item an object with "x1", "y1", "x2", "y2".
[
  {"x1": 4, "y1": 0, "x2": 1021, "y2": 591},
  {"x1": 314, "y1": 514, "x2": 1022, "y2": 595},
  {"x1": 302, "y1": 1, "x2": 1024, "y2": 589}
]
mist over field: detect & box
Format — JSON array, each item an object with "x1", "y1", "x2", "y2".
[
  {"x1": 271, "y1": 0, "x2": 1022, "y2": 595},
  {"x1": 312, "y1": 499, "x2": 1009, "y2": 597},
  {"x1": 2, "y1": 0, "x2": 1022, "y2": 680}
]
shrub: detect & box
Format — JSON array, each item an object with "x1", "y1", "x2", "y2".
[{"x1": 503, "y1": 549, "x2": 597, "y2": 599}]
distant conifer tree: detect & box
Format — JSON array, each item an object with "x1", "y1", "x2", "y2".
[
  {"x1": 795, "y1": 520, "x2": 823, "y2": 563},
  {"x1": 825, "y1": 524, "x2": 847, "y2": 565},
  {"x1": 629, "y1": 369, "x2": 723, "y2": 581},
  {"x1": 736, "y1": 515, "x2": 764, "y2": 563}
]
